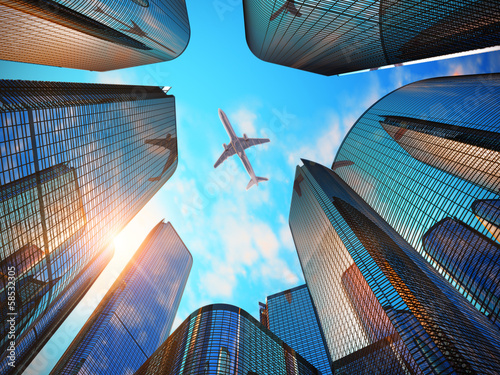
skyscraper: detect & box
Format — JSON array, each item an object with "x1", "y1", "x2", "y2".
[
  {"x1": 0, "y1": 80, "x2": 178, "y2": 373},
  {"x1": 0, "y1": 0, "x2": 190, "y2": 71},
  {"x1": 333, "y1": 73, "x2": 500, "y2": 327},
  {"x1": 50, "y1": 221, "x2": 192, "y2": 375},
  {"x1": 289, "y1": 159, "x2": 500, "y2": 374},
  {"x1": 260, "y1": 285, "x2": 333, "y2": 375},
  {"x1": 134, "y1": 304, "x2": 320, "y2": 375},
  {"x1": 243, "y1": 0, "x2": 500, "y2": 75}
]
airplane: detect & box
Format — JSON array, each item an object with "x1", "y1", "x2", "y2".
[
  {"x1": 144, "y1": 134, "x2": 177, "y2": 182},
  {"x1": 214, "y1": 109, "x2": 270, "y2": 190},
  {"x1": 270, "y1": 0, "x2": 302, "y2": 21}
]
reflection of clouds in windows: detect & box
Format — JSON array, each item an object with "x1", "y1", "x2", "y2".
[
  {"x1": 138, "y1": 330, "x2": 148, "y2": 345},
  {"x1": 51, "y1": 222, "x2": 191, "y2": 373},
  {"x1": 131, "y1": 0, "x2": 149, "y2": 7}
]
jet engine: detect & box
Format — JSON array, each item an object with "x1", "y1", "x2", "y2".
[
  {"x1": 243, "y1": 133, "x2": 248, "y2": 141},
  {"x1": 223, "y1": 143, "x2": 228, "y2": 150}
]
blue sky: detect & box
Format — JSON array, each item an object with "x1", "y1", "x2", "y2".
[{"x1": 1, "y1": 1, "x2": 498, "y2": 374}]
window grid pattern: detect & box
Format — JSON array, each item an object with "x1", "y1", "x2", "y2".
[
  {"x1": 264, "y1": 284, "x2": 333, "y2": 375},
  {"x1": 333, "y1": 74, "x2": 500, "y2": 325},
  {"x1": 290, "y1": 165, "x2": 421, "y2": 374},
  {"x1": 289, "y1": 167, "x2": 372, "y2": 361},
  {"x1": 0, "y1": 80, "x2": 177, "y2": 372},
  {"x1": 0, "y1": 244, "x2": 114, "y2": 375},
  {"x1": 297, "y1": 159, "x2": 500, "y2": 374},
  {"x1": 0, "y1": 0, "x2": 190, "y2": 71},
  {"x1": 336, "y1": 264, "x2": 421, "y2": 375},
  {"x1": 0, "y1": 164, "x2": 86, "y2": 353},
  {"x1": 51, "y1": 222, "x2": 192, "y2": 375},
  {"x1": 422, "y1": 218, "x2": 500, "y2": 326},
  {"x1": 134, "y1": 304, "x2": 320, "y2": 375},
  {"x1": 472, "y1": 199, "x2": 500, "y2": 242},
  {"x1": 243, "y1": 0, "x2": 500, "y2": 75}
]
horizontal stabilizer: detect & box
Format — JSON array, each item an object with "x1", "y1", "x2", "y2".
[{"x1": 246, "y1": 176, "x2": 269, "y2": 190}]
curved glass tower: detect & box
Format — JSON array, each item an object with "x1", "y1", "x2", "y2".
[
  {"x1": 333, "y1": 73, "x2": 500, "y2": 327},
  {"x1": 0, "y1": 0, "x2": 190, "y2": 70},
  {"x1": 243, "y1": 0, "x2": 500, "y2": 75},
  {"x1": 134, "y1": 304, "x2": 320, "y2": 375},
  {"x1": 0, "y1": 80, "x2": 178, "y2": 374},
  {"x1": 50, "y1": 221, "x2": 192, "y2": 375}
]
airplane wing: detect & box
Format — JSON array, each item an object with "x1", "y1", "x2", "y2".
[
  {"x1": 214, "y1": 147, "x2": 237, "y2": 168},
  {"x1": 238, "y1": 137, "x2": 270, "y2": 151}
]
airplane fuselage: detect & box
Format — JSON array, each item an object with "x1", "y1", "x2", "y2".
[{"x1": 218, "y1": 109, "x2": 258, "y2": 184}]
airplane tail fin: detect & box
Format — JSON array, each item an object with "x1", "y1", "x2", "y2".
[{"x1": 246, "y1": 177, "x2": 269, "y2": 190}]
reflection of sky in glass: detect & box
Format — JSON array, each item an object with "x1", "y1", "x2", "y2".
[
  {"x1": 335, "y1": 75, "x2": 500, "y2": 261},
  {"x1": 34, "y1": 96, "x2": 179, "y2": 329},
  {"x1": 136, "y1": 304, "x2": 318, "y2": 375},
  {"x1": 0, "y1": 163, "x2": 86, "y2": 349},
  {"x1": 298, "y1": 160, "x2": 500, "y2": 374},
  {"x1": 0, "y1": 82, "x2": 178, "y2": 371},
  {"x1": 53, "y1": 221, "x2": 191, "y2": 375},
  {"x1": 289, "y1": 166, "x2": 372, "y2": 361},
  {"x1": 266, "y1": 285, "x2": 333, "y2": 375}
]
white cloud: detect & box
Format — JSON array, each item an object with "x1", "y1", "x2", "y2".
[
  {"x1": 287, "y1": 114, "x2": 346, "y2": 167},
  {"x1": 92, "y1": 70, "x2": 139, "y2": 85},
  {"x1": 230, "y1": 107, "x2": 257, "y2": 135},
  {"x1": 279, "y1": 225, "x2": 295, "y2": 252},
  {"x1": 253, "y1": 223, "x2": 280, "y2": 259},
  {"x1": 199, "y1": 262, "x2": 237, "y2": 298},
  {"x1": 259, "y1": 257, "x2": 299, "y2": 286}
]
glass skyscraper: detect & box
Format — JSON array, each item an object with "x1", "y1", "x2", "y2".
[
  {"x1": 0, "y1": 80, "x2": 178, "y2": 373},
  {"x1": 50, "y1": 221, "x2": 192, "y2": 375},
  {"x1": 243, "y1": 0, "x2": 500, "y2": 75},
  {"x1": 0, "y1": 0, "x2": 190, "y2": 71},
  {"x1": 260, "y1": 285, "x2": 333, "y2": 375},
  {"x1": 333, "y1": 73, "x2": 500, "y2": 327},
  {"x1": 134, "y1": 304, "x2": 320, "y2": 375},
  {"x1": 289, "y1": 159, "x2": 500, "y2": 374}
]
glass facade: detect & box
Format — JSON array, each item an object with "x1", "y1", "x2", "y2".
[
  {"x1": 336, "y1": 264, "x2": 419, "y2": 374},
  {"x1": 289, "y1": 159, "x2": 500, "y2": 374},
  {"x1": 422, "y1": 218, "x2": 500, "y2": 327},
  {"x1": 261, "y1": 284, "x2": 333, "y2": 375},
  {"x1": 0, "y1": 80, "x2": 178, "y2": 373},
  {"x1": 0, "y1": 163, "x2": 86, "y2": 348},
  {"x1": 472, "y1": 199, "x2": 500, "y2": 243},
  {"x1": 1, "y1": 244, "x2": 114, "y2": 375},
  {"x1": 243, "y1": 0, "x2": 500, "y2": 75},
  {"x1": 0, "y1": 0, "x2": 190, "y2": 71},
  {"x1": 50, "y1": 221, "x2": 192, "y2": 375},
  {"x1": 333, "y1": 73, "x2": 500, "y2": 325},
  {"x1": 134, "y1": 304, "x2": 320, "y2": 375}
]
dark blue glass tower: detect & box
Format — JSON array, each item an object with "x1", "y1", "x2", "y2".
[
  {"x1": 50, "y1": 221, "x2": 192, "y2": 375},
  {"x1": 260, "y1": 285, "x2": 333, "y2": 375},
  {"x1": 289, "y1": 159, "x2": 500, "y2": 374}
]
